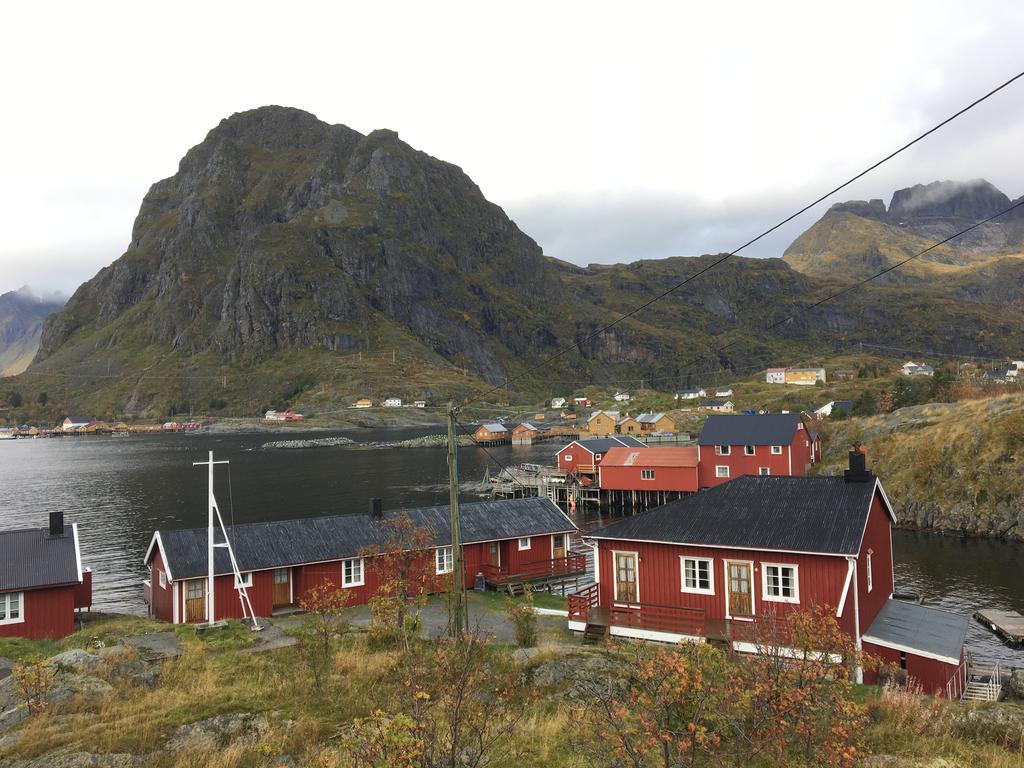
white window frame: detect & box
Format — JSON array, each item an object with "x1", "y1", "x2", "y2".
[
  {"x1": 771, "y1": 445, "x2": 783, "y2": 455},
  {"x1": 436, "y1": 546, "x2": 454, "y2": 575},
  {"x1": 159, "y1": 571, "x2": 167, "y2": 589},
  {"x1": 715, "y1": 465, "x2": 730, "y2": 478},
  {"x1": 680, "y1": 557, "x2": 714, "y2": 595},
  {"x1": 342, "y1": 557, "x2": 365, "y2": 588},
  {"x1": 234, "y1": 571, "x2": 253, "y2": 589},
  {"x1": 759, "y1": 467, "x2": 770, "y2": 476},
  {"x1": 517, "y1": 537, "x2": 531, "y2": 551},
  {"x1": 563, "y1": 454, "x2": 572, "y2": 462},
  {"x1": 715, "y1": 445, "x2": 731, "y2": 456},
  {"x1": 744, "y1": 445, "x2": 755, "y2": 456},
  {"x1": 867, "y1": 552, "x2": 873, "y2": 593},
  {"x1": 0, "y1": 591, "x2": 24, "y2": 625},
  {"x1": 641, "y1": 469, "x2": 655, "y2": 480},
  {"x1": 761, "y1": 563, "x2": 800, "y2": 604}
]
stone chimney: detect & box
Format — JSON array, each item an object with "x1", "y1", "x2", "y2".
[
  {"x1": 49, "y1": 511, "x2": 64, "y2": 536},
  {"x1": 368, "y1": 498, "x2": 383, "y2": 519},
  {"x1": 844, "y1": 442, "x2": 872, "y2": 483}
]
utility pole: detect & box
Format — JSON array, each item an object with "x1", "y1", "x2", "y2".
[
  {"x1": 194, "y1": 451, "x2": 228, "y2": 626},
  {"x1": 447, "y1": 402, "x2": 467, "y2": 638}
]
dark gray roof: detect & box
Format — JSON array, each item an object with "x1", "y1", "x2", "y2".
[
  {"x1": 151, "y1": 497, "x2": 576, "y2": 580},
  {"x1": 698, "y1": 413, "x2": 801, "y2": 446},
  {"x1": 864, "y1": 599, "x2": 968, "y2": 663},
  {"x1": 833, "y1": 401, "x2": 854, "y2": 413},
  {"x1": 587, "y1": 475, "x2": 882, "y2": 555},
  {"x1": 574, "y1": 436, "x2": 646, "y2": 454},
  {"x1": 0, "y1": 525, "x2": 81, "y2": 591}
]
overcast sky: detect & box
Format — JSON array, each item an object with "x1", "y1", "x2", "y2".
[{"x1": 2, "y1": 1, "x2": 1023, "y2": 296}]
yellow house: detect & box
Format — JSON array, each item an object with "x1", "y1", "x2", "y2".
[
  {"x1": 354, "y1": 398, "x2": 373, "y2": 408},
  {"x1": 784, "y1": 368, "x2": 826, "y2": 386},
  {"x1": 637, "y1": 412, "x2": 676, "y2": 433},
  {"x1": 615, "y1": 415, "x2": 641, "y2": 435},
  {"x1": 586, "y1": 410, "x2": 619, "y2": 436}
]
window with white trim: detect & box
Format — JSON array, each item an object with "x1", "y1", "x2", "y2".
[
  {"x1": 641, "y1": 469, "x2": 655, "y2": 480},
  {"x1": 715, "y1": 465, "x2": 729, "y2": 478},
  {"x1": 564, "y1": 454, "x2": 572, "y2": 462},
  {"x1": 762, "y1": 564, "x2": 799, "y2": 603},
  {"x1": 234, "y1": 571, "x2": 253, "y2": 589},
  {"x1": 0, "y1": 592, "x2": 23, "y2": 625},
  {"x1": 771, "y1": 445, "x2": 783, "y2": 454},
  {"x1": 759, "y1": 467, "x2": 770, "y2": 476},
  {"x1": 744, "y1": 445, "x2": 755, "y2": 456},
  {"x1": 866, "y1": 552, "x2": 873, "y2": 593},
  {"x1": 680, "y1": 557, "x2": 714, "y2": 594},
  {"x1": 342, "y1": 558, "x2": 364, "y2": 587},
  {"x1": 715, "y1": 445, "x2": 731, "y2": 456},
  {"x1": 159, "y1": 571, "x2": 167, "y2": 589},
  {"x1": 518, "y1": 537, "x2": 530, "y2": 551},
  {"x1": 436, "y1": 546, "x2": 454, "y2": 574}
]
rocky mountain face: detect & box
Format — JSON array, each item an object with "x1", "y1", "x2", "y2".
[
  {"x1": 783, "y1": 179, "x2": 1024, "y2": 282},
  {"x1": 0, "y1": 288, "x2": 64, "y2": 376},
  {"x1": 21, "y1": 109, "x2": 1024, "y2": 416}
]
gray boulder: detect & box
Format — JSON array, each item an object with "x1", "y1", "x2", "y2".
[
  {"x1": 47, "y1": 650, "x2": 103, "y2": 675},
  {"x1": 164, "y1": 713, "x2": 269, "y2": 752},
  {"x1": 0, "y1": 751, "x2": 147, "y2": 767},
  {"x1": 45, "y1": 675, "x2": 114, "y2": 708},
  {"x1": 0, "y1": 658, "x2": 13, "y2": 681},
  {"x1": 1003, "y1": 669, "x2": 1024, "y2": 701}
]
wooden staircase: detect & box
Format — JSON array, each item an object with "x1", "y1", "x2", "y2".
[
  {"x1": 582, "y1": 622, "x2": 609, "y2": 644},
  {"x1": 949, "y1": 656, "x2": 1003, "y2": 703}
]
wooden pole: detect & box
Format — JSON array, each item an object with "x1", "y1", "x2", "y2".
[{"x1": 447, "y1": 403, "x2": 467, "y2": 638}]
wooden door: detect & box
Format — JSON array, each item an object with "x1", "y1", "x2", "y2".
[
  {"x1": 487, "y1": 541, "x2": 500, "y2": 567},
  {"x1": 272, "y1": 567, "x2": 291, "y2": 607},
  {"x1": 552, "y1": 533, "x2": 567, "y2": 559},
  {"x1": 614, "y1": 552, "x2": 638, "y2": 603},
  {"x1": 185, "y1": 579, "x2": 206, "y2": 623},
  {"x1": 728, "y1": 562, "x2": 752, "y2": 616}
]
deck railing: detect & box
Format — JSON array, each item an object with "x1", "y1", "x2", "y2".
[
  {"x1": 607, "y1": 601, "x2": 706, "y2": 637},
  {"x1": 480, "y1": 554, "x2": 588, "y2": 585},
  {"x1": 568, "y1": 583, "x2": 600, "y2": 622},
  {"x1": 945, "y1": 656, "x2": 968, "y2": 701}
]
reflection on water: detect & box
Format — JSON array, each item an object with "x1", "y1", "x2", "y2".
[{"x1": 0, "y1": 432, "x2": 1021, "y2": 662}]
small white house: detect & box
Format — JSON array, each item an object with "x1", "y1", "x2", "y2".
[
  {"x1": 550, "y1": 397, "x2": 567, "y2": 409},
  {"x1": 901, "y1": 361, "x2": 934, "y2": 377},
  {"x1": 383, "y1": 397, "x2": 402, "y2": 408},
  {"x1": 675, "y1": 388, "x2": 706, "y2": 400},
  {"x1": 700, "y1": 400, "x2": 734, "y2": 413},
  {"x1": 413, "y1": 400, "x2": 427, "y2": 408},
  {"x1": 613, "y1": 391, "x2": 631, "y2": 402},
  {"x1": 766, "y1": 368, "x2": 787, "y2": 384},
  {"x1": 714, "y1": 387, "x2": 733, "y2": 398}
]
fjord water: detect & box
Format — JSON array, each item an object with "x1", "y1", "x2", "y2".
[{"x1": 1, "y1": 431, "x2": 1021, "y2": 664}]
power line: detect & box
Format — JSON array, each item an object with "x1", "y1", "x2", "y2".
[{"x1": 458, "y1": 67, "x2": 1024, "y2": 410}]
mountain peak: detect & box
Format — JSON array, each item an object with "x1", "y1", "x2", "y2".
[{"x1": 888, "y1": 179, "x2": 1009, "y2": 221}]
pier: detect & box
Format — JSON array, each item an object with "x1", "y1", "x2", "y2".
[{"x1": 974, "y1": 608, "x2": 1024, "y2": 645}]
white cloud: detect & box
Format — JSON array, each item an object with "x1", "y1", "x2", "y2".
[{"x1": 1, "y1": 0, "x2": 1023, "y2": 293}]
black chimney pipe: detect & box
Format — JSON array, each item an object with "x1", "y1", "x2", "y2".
[
  {"x1": 49, "y1": 511, "x2": 64, "y2": 536},
  {"x1": 844, "y1": 444, "x2": 872, "y2": 483},
  {"x1": 369, "y1": 497, "x2": 383, "y2": 519}
]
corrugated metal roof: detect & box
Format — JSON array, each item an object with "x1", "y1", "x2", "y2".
[
  {"x1": 864, "y1": 599, "x2": 968, "y2": 663},
  {"x1": 481, "y1": 423, "x2": 507, "y2": 432},
  {"x1": 0, "y1": 525, "x2": 81, "y2": 591},
  {"x1": 601, "y1": 446, "x2": 698, "y2": 468},
  {"x1": 636, "y1": 412, "x2": 666, "y2": 423},
  {"x1": 698, "y1": 414, "x2": 801, "y2": 446},
  {"x1": 572, "y1": 436, "x2": 646, "y2": 454},
  {"x1": 588, "y1": 475, "x2": 878, "y2": 555},
  {"x1": 152, "y1": 497, "x2": 576, "y2": 580}
]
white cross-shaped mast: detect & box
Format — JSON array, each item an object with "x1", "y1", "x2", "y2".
[{"x1": 193, "y1": 451, "x2": 229, "y2": 624}]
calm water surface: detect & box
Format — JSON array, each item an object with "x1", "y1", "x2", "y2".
[{"x1": 1, "y1": 431, "x2": 1021, "y2": 663}]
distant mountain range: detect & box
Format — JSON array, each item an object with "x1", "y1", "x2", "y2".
[
  {"x1": 4, "y1": 106, "x2": 1024, "y2": 418},
  {"x1": 0, "y1": 288, "x2": 65, "y2": 376}
]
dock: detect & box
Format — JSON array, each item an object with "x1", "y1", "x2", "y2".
[{"x1": 974, "y1": 609, "x2": 1024, "y2": 645}]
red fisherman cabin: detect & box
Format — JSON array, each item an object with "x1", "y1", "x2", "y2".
[
  {"x1": 598, "y1": 446, "x2": 698, "y2": 493},
  {"x1": 556, "y1": 436, "x2": 646, "y2": 476},
  {"x1": 143, "y1": 497, "x2": 582, "y2": 625},
  {"x1": 0, "y1": 512, "x2": 92, "y2": 640},
  {"x1": 568, "y1": 449, "x2": 967, "y2": 696},
  {"x1": 696, "y1": 413, "x2": 817, "y2": 488}
]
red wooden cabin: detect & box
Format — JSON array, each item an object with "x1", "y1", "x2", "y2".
[
  {"x1": 556, "y1": 436, "x2": 646, "y2": 475},
  {"x1": 598, "y1": 446, "x2": 698, "y2": 493},
  {"x1": 696, "y1": 413, "x2": 815, "y2": 488},
  {"x1": 143, "y1": 497, "x2": 581, "y2": 625},
  {"x1": 0, "y1": 512, "x2": 92, "y2": 640},
  {"x1": 568, "y1": 450, "x2": 967, "y2": 696}
]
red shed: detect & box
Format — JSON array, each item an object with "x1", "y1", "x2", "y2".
[
  {"x1": 598, "y1": 446, "x2": 698, "y2": 492},
  {"x1": 0, "y1": 512, "x2": 91, "y2": 640},
  {"x1": 144, "y1": 497, "x2": 581, "y2": 625},
  {"x1": 568, "y1": 450, "x2": 968, "y2": 696},
  {"x1": 556, "y1": 436, "x2": 646, "y2": 475},
  {"x1": 696, "y1": 413, "x2": 814, "y2": 488}
]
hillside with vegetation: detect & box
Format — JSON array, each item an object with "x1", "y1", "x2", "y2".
[
  {"x1": 815, "y1": 391, "x2": 1024, "y2": 540},
  {"x1": 7, "y1": 108, "x2": 1024, "y2": 424},
  {"x1": 0, "y1": 289, "x2": 64, "y2": 377}
]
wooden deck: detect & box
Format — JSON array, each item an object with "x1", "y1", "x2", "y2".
[
  {"x1": 974, "y1": 609, "x2": 1024, "y2": 645},
  {"x1": 479, "y1": 554, "x2": 588, "y2": 587}
]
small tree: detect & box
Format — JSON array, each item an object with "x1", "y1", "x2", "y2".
[
  {"x1": 296, "y1": 582, "x2": 352, "y2": 693},
  {"x1": 12, "y1": 660, "x2": 55, "y2": 715},
  {"x1": 505, "y1": 586, "x2": 537, "y2": 647},
  {"x1": 37, "y1": 392, "x2": 48, "y2": 406},
  {"x1": 361, "y1": 511, "x2": 436, "y2": 649}
]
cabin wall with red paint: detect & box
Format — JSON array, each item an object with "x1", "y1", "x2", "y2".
[
  {"x1": 698, "y1": 444, "x2": 796, "y2": 488},
  {"x1": 595, "y1": 539, "x2": 852, "y2": 629},
  {"x1": 0, "y1": 586, "x2": 76, "y2": 640},
  {"x1": 150, "y1": 550, "x2": 174, "y2": 623},
  {"x1": 862, "y1": 642, "x2": 960, "y2": 696},
  {"x1": 857, "y1": 490, "x2": 895, "y2": 633},
  {"x1": 599, "y1": 465, "x2": 697, "y2": 492}
]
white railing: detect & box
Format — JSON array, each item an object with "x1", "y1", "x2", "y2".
[{"x1": 945, "y1": 656, "x2": 968, "y2": 701}]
